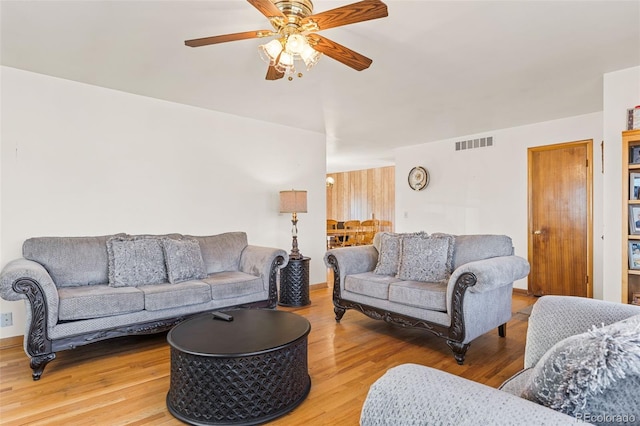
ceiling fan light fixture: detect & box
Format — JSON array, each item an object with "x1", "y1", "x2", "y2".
[
  {"x1": 258, "y1": 39, "x2": 283, "y2": 66},
  {"x1": 285, "y1": 33, "x2": 307, "y2": 55},
  {"x1": 275, "y1": 50, "x2": 295, "y2": 74},
  {"x1": 300, "y1": 43, "x2": 321, "y2": 70},
  {"x1": 185, "y1": 0, "x2": 389, "y2": 81}
]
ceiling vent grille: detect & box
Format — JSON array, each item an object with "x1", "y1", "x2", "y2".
[{"x1": 455, "y1": 136, "x2": 493, "y2": 151}]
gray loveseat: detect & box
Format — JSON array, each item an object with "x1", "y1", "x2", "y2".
[
  {"x1": 324, "y1": 232, "x2": 530, "y2": 364},
  {"x1": 0, "y1": 231, "x2": 288, "y2": 380},
  {"x1": 360, "y1": 296, "x2": 640, "y2": 425}
]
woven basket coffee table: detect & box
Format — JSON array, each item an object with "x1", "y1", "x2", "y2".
[{"x1": 166, "y1": 309, "x2": 311, "y2": 425}]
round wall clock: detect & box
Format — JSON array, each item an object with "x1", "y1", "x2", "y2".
[{"x1": 408, "y1": 166, "x2": 429, "y2": 191}]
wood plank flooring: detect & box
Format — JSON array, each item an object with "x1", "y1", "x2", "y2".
[{"x1": 0, "y1": 286, "x2": 536, "y2": 425}]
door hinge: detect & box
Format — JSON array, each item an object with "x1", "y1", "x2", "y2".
[
  {"x1": 586, "y1": 158, "x2": 589, "y2": 167},
  {"x1": 586, "y1": 275, "x2": 589, "y2": 284}
]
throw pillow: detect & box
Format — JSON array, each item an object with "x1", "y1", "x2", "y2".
[
  {"x1": 396, "y1": 234, "x2": 454, "y2": 282},
  {"x1": 162, "y1": 238, "x2": 207, "y2": 284},
  {"x1": 373, "y1": 233, "x2": 402, "y2": 276},
  {"x1": 521, "y1": 314, "x2": 640, "y2": 421},
  {"x1": 107, "y1": 236, "x2": 168, "y2": 287}
]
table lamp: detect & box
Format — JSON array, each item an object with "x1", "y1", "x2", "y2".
[{"x1": 279, "y1": 190, "x2": 307, "y2": 260}]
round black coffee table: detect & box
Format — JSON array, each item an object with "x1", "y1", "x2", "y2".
[{"x1": 166, "y1": 309, "x2": 311, "y2": 426}]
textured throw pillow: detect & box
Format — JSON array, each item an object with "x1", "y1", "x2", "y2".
[
  {"x1": 107, "y1": 236, "x2": 168, "y2": 287},
  {"x1": 373, "y1": 233, "x2": 402, "y2": 276},
  {"x1": 396, "y1": 234, "x2": 454, "y2": 282},
  {"x1": 162, "y1": 238, "x2": 207, "y2": 284},
  {"x1": 521, "y1": 314, "x2": 640, "y2": 421}
]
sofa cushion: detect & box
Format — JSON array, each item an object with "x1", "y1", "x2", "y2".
[
  {"x1": 188, "y1": 232, "x2": 248, "y2": 274},
  {"x1": 521, "y1": 314, "x2": 640, "y2": 421},
  {"x1": 23, "y1": 234, "x2": 125, "y2": 287},
  {"x1": 138, "y1": 281, "x2": 211, "y2": 311},
  {"x1": 107, "y1": 236, "x2": 168, "y2": 287},
  {"x1": 58, "y1": 285, "x2": 144, "y2": 320},
  {"x1": 373, "y1": 233, "x2": 402, "y2": 276},
  {"x1": 161, "y1": 238, "x2": 206, "y2": 284},
  {"x1": 388, "y1": 281, "x2": 447, "y2": 311},
  {"x1": 451, "y1": 234, "x2": 513, "y2": 270},
  {"x1": 397, "y1": 234, "x2": 454, "y2": 283},
  {"x1": 345, "y1": 272, "x2": 401, "y2": 300},
  {"x1": 203, "y1": 271, "x2": 263, "y2": 300}
]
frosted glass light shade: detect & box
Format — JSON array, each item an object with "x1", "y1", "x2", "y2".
[
  {"x1": 300, "y1": 44, "x2": 321, "y2": 70},
  {"x1": 258, "y1": 39, "x2": 283, "y2": 66},
  {"x1": 285, "y1": 34, "x2": 307, "y2": 55},
  {"x1": 275, "y1": 51, "x2": 295, "y2": 74}
]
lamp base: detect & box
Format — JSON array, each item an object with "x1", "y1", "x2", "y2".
[{"x1": 289, "y1": 235, "x2": 302, "y2": 260}]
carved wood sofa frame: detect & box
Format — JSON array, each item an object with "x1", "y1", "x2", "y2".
[
  {"x1": 12, "y1": 256, "x2": 284, "y2": 381},
  {"x1": 326, "y1": 255, "x2": 505, "y2": 365}
]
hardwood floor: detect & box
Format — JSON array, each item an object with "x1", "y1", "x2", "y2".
[{"x1": 0, "y1": 286, "x2": 536, "y2": 425}]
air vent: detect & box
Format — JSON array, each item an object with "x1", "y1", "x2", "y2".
[{"x1": 455, "y1": 136, "x2": 493, "y2": 151}]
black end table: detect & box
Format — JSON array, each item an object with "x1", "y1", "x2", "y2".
[
  {"x1": 279, "y1": 256, "x2": 310, "y2": 307},
  {"x1": 166, "y1": 309, "x2": 311, "y2": 425}
]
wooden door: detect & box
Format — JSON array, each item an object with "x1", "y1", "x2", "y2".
[{"x1": 528, "y1": 140, "x2": 592, "y2": 297}]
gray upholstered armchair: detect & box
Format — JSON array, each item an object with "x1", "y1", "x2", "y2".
[{"x1": 360, "y1": 296, "x2": 640, "y2": 425}]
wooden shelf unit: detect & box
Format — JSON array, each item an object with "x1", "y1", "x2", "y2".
[{"x1": 622, "y1": 129, "x2": 640, "y2": 304}]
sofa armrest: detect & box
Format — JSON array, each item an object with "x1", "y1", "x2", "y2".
[
  {"x1": 360, "y1": 363, "x2": 579, "y2": 426},
  {"x1": 1, "y1": 258, "x2": 60, "y2": 360},
  {"x1": 239, "y1": 245, "x2": 288, "y2": 297},
  {"x1": 524, "y1": 295, "x2": 640, "y2": 368},
  {"x1": 324, "y1": 245, "x2": 378, "y2": 292},
  {"x1": 1, "y1": 259, "x2": 60, "y2": 324},
  {"x1": 447, "y1": 255, "x2": 530, "y2": 295}
]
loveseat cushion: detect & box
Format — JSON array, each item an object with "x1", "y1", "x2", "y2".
[
  {"x1": 373, "y1": 233, "x2": 402, "y2": 276},
  {"x1": 138, "y1": 281, "x2": 211, "y2": 311},
  {"x1": 521, "y1": 314, "x2": 640, "y2": 422},
  {"x1": 388, "y1": 281, "x2": 447, "y2": 311},
  {"x1": 188, "y1": 232, "x2": 248, "y2": 274},
  {"x1": 397, "y1": 234, "x2": 454, "y2": 283},
  {"x1": 161, "y1": 238, "x2": 206, "y2": 284},
  {"x1": 345, "y1": 272, "x2": 401, "y2": 300},
  {"x1": 204, "y1": 271, "x2": 263, "y2": 300},
  {"x1": 107, "y1": 236, "x2": 168, "y2": 287},
  {"x1": 23, "y1": 234, "x2": 124, "y2": 287},
  {"x1": 58, "y1": 285, "x2": 144, "y2": 320}
]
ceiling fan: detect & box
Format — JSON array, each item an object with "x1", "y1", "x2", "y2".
[{"x1": 185, "y1": 0, "x2": 388, "y2": 81}]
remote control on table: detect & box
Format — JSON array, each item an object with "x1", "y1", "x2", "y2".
[{"x1": 211, "y1": 311, "x2": 233, "y2": 322}]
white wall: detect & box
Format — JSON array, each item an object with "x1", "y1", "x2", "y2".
[
  {"x1": 602, "y1": 66, "x2": 640, "y2": 302},
  {"x1": 395, "y1": 113, "x2": 604, "y2": 293},
  {"x1": 0, "y1": 66, "x2": 327, "y2": 338}
]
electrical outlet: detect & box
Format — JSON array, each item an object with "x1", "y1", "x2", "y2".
[{"x1": 1, "y1": 313, "x2": 13, "y2": 327}]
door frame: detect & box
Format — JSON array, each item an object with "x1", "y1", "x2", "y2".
[{"x1": 527, "y1": 140, "x2": 594, "y2": 297}]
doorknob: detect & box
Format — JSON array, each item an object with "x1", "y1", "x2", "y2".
[{"x1": 533, "y1": 230, "x2": 543, "y2": 235}]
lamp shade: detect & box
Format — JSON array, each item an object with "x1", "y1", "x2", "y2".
[{"x1": 279, "y1": 190, "x2": 307, "y2": 213}]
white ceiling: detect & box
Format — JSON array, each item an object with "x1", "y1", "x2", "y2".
[{"x1": 2, "y1": 0, "x2": 639, "y2": 172}]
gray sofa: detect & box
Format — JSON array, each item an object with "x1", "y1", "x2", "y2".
[
  {"x1": 360, "y1": 296, "x2": 640, "y2": 425},
  {"x1": 0, "y1": 231, "x2": 288, "y2": 380},
  {"x1": 324, "y1": 232, "x2": 530, "y2": 364}
]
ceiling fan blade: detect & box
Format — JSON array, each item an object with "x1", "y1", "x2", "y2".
[
  {"x1": 266, "y1": 65, "x2": 285, "y2": 80},
  {"x1": 301, "y1": 0, "x2": 388, "y2": 31},
  {"x1": 247, "y1": 0, "x2": 286, "y2": 19},
  {"x1": 309, "y1": 34, "x2": 373, "y2": 71},
  {"x1": 185, "y1": 30, "x2": 273, "y2": 47}
]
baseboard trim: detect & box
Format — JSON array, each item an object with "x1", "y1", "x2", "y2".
[
  {"x1": 513, "y1": 288, "x2": 531, "y2": 296},
  {"x1": 0, "y1": 335, "x2": 23, "y2": 350}
]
